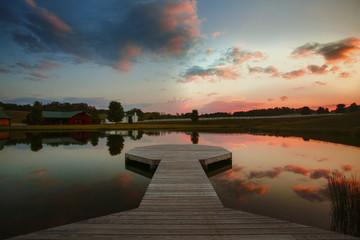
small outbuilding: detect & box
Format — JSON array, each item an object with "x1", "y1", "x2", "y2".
[
  {"x1": 122, "y1": 112, "x2": 138, "y2": 123},
  {"x1": 42, "y1": 111, "x2": 90, "y2": 125},
  {"x1": 0, "y1": 107, "x2": 11, "y2": 126}
]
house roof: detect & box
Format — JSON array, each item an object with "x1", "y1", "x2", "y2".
[
  {"x1": 0, "y1": 107, "x2": 11, "y2": 119},
  {"x1": 43, "y1": 111, "x2": 86, "y2": 119}
]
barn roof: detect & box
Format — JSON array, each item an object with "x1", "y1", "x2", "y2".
[
  {"x1": 0, "y1": 107, "x2": 11, "y2": 119},
  {"x1": 43, "y1": 111, "x2": 87, "y2": 119}
]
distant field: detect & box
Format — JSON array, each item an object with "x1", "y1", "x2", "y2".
[{"x1": 4, "y1": 110, "x2": 29, "y2": 124}]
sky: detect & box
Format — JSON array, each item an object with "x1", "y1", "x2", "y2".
[{"x1": 0, "y1": 0, "x2": 359, "y2": 114}]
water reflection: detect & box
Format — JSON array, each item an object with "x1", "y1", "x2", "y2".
[
  {"x1": 0, "y1": 131, "x2": 144, "y2": 156},
  {"x1": 191, "y1": 131, "x2": 199, "y2": 144},
  {"x1": 106, "y1": 135, "x2": 125, "y2": 156},
  {"x1": 1, "y1": 131, "x2": 360, "y2": 238}
]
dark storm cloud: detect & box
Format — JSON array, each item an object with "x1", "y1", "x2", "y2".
[{"x1": 0, "y1": 0, "x2": 201, "y2": 72}]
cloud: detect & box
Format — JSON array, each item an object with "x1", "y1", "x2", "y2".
[
  {"x1": 283, "y1": 164, "x2": 308, "y2": 176},
  {"x1": 211, "y1": 31, "x2": 225, "y2": 38},
  {"x1": 292, "y1": 185, "x2": 329, "y2": 202},
  {"x1": 0, "y1": 67, "x2": 10, "y2": 73},
  {"x1": 1, "y1": 0, "x2": 202, "y2": 72},
  {"x1": 281, "y1": 69, "x2": 306, "y2": 79},
  {"x1": 307, "y1": 64, "x2": 328, "y2": 74},
  {"x1": 222, "y1": 46, "x2": 266, "y2": 65},
  {"x1": 248, "y1": 65, "x2": 278, "y2": 74},
  {"x1": 207, "y1": 92, "x2": 218, "y2": 97},
  {"x1": 292, "y1": 37, "x2": 360, "y2": 63},
  {"x1": 314, "y1": 81, "x2": 327, "y2": 86},
  {"x1": 17, "y1": 60, "x2": 61, "y2": 70},
  {"x1": 115, "y1": 44, "x2": 142, "y2": 72},
  {"x1": 180, "y1": 65, "x2": 240, "y2": 83},
  {"x1": 249, "y1": 167, "x2": 284, "y2": 179},
  {"x1": 30, "y1": 71, "x2": 53, "y2": 79},
  {"x1": 267, "y1": 98, "x2": 275, "y2": 102},
  {"x1": 206, "y1": 48, "x2": 213, "y2": 54},
  {"x1": 339, "y1": 72, "x2": 350, "y2": 78},
  {"x1": 309, "y1": 169, "x2": 331, "y2": 180},
  {"x1": 280, "y1": 96, "x2": 289, "y2": 102}
]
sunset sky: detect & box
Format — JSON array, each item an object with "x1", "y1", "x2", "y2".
[{"x1": 0, "y1": 0, "x2": 359, "y2": 114}]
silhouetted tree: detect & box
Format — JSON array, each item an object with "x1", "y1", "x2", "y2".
[
  {"x1": 191, "y1": 132, "x2": 199, "y2": 144},
  {"x1": 300, "y1": 106, "x2": 312, "y2": 115},
  {"x1": 106, "y1": 135, "x2": 124, "y2": 156},
  {"x1": 335, "y1": 104, "x2": 346, "y2": 113},
  {"x1": 316, "y1": 107, "x2": 326, "y2": 114},
  {"x1": 107, "y1": 101, "x2": 124, "y2": 123},
  {"x1": 90, "y1": 108, "x2": 100, "y2": 124},
  {"x1": 349, "y1": 103, "x2": 359, "y2": 112},
  {"x1": 190, "y1": 109, "x2": 199, "y2": 122},
  {"x1": 29, "y1": 101, "x2": 43, "y2": 125}
]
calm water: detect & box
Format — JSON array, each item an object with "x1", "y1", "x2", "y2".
[{"x1": 0, "y1": 131, "x2": 359, "y2": 238}]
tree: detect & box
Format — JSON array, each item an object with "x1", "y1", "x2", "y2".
[
  {"x1": 190, "y1": 109, "x2": 199, "y2": 122},
  {"x1": 349, "y1": 102, "x2": 358, "y2": 112},
  {"x1": 300, "y1": 106, "x2": 311, "y2": 115},
  {"x1": 90, "y1": 108, "x2": 100, "y2": 124},
  {"x1": 316, "y1": 107, "x2": 326, "y2": 114},
  {"x1": 335, "y1": 104, "x2": 346, "y2": 113},
  {"x1": 127, "y1": 108, "x2": 144, "y2": 121},
  {"x1": 29, "y1": 101, "x2": 43, "y2": 125},
  {"x1": 107, "y1": 101, "x2": 124, "y2": 123}
]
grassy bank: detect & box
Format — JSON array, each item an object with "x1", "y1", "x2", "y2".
[
  {"x1": 1, "y1": 112, "x2": 359, "y2": 147},
  {"x1": 2, "y1": 112, "x2": 359, "y2": 133}
]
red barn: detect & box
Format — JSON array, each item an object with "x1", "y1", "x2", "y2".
[
  {"x1": 0, "y1": 107, "x2": 11, "y2": 126},
  {"x1": 43, "y1": 111, "x2": 90, "y2": 125}
]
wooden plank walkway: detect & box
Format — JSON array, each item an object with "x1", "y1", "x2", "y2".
[{"x1": 10, "y1": 145, "x2": 357, "y2": 240}]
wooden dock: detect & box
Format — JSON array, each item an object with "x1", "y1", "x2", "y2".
[{"x1": 11, "y1": 144, "x2": 357, "y2": 240}]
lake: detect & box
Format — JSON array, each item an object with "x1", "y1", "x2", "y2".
[{"x1": 0, "y1": 130, "x2": 359, "y2": 239}]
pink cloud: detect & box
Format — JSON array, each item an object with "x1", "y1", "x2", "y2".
[
  {"x1": 206, "y1": 48, "x2": 213, "y2": 54},
  {"x1": 280, "y1": 96, "x2": 289, "y2": 102},
  {"x1": 26, "y1": 1, "x2": 72, "y2": 35},
  {"x1": 282, "y1": 69, "x2": 306, "y2": 79},
  {"x1": 30, "y1": 71, "x2": 53, "y2": 79},
  {"x1": 35, "y1": 61, "x2": 61, "y2": 70},
  {"x1": 116, "y1": 44, "x2": 142, "y2": 73},
  {"x1": 0, "y1": 67, "x2": 10, "y2": 73},
  {"x1": 24, "y1": 0, "x2": 36, "y2": 8},
  {"x1": 339, "y1": 72, "x2": 350, "y2": 78},
  {"x1": 314, "y1": 81, "x2": 327, "y2": 86},
  {"x1": 284, "y1": 164, "x2": 309, "y2": 176},
  {"x1": 267, "y1": 98, "x2": 275, "y2": 102},
  {"x1": 211, "y1": 31, "x2": 225, "y2": 38},
  {"x1": 159, "y1": 0, "x2": 201, "y2": 54}
]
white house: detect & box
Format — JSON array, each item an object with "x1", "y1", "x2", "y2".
[{"x1": 122, "y1": 112, "x2": 138, "y2": 123}]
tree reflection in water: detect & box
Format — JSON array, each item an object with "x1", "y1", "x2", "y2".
[
  {"x1": 191, "y1": 132, "x2": 199, "y2": 144},
  {"x1": 30, "y1": 134, "x2": 42, "y2": 152},
  {"x1": 106, "y1": 135, "x2": 124, "y2": 156},
  {"x1": 328, "y1": 173, "x2": 360, "y2": 237}
]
